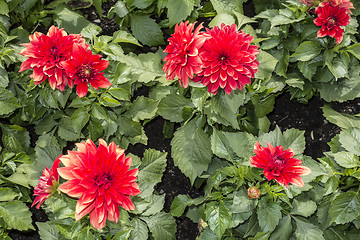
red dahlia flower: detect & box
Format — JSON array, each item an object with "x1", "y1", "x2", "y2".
[
  {"x1": 319, "y1": 0, "x2": 354, "y2": 14},
  {"x1": 193, "y1": 23, "x2": 259, "y2": 95},
  {"x1": 250, "y1": 142, "x2": 311, "y2": 188},
  {"x1": 314, "y1": 2, "x2": 350, "y2": 44},
  {"x1": 32, "y1": 158, "x2": 61, "y2": 209},
  {"x1": 61, "y1": 44, "x2": 111, "y2": 98},
  {"x1": 57, "y1": 139, "x2": 140, "y2": 229},
  {"x1": 19, "y1": 26, "x2": 87, "y2": 91},
  {"x1": 163, "y1": 21, "x2": 206, "y2": 88}
]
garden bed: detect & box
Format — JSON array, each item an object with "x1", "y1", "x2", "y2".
[{"x1": 2, "y1": 0, "x2": 360, "y2": 239}]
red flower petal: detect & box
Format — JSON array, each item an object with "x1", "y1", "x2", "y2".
[
  {"x1": 19, "y1": 25, "x2": 88, "y2": 91},
  {"x1": 313, "y1": 2, "x2": 350, "y2": 44},
  {"x1": 57, "y1": 139, "x2": 140, "y2": 229},
  {"x1": 195, "y1": 23, "x2": 259, "y2": 95},
  {"x1": 250, "y1": 141, "x2": 311, "y2": 188}
]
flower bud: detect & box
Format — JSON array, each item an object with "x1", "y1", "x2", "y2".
[{"x1": 248, "y1": 186, "x2": 260, "y2": 199}]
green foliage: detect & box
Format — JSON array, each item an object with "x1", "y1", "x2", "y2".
[
  {"x1": 171, "y1": 118, "x2": 213, "y2": 184},
  {"x1": 2, "y1": 0, "x2": 360, "y2": 238}
]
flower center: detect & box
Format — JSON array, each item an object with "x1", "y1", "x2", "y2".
[
  {"x1": 219, "y1": 54, "x2": 229, "y2": 64},
  {"x1": 327, "y1": 17, "x2": 336, "y2": 26},
  {"x1": 94, "y1": 173, "x2": 112, "y2": 189},
  {"x1": 78, "y1": 65, "x2": 93, "y2": 79}
]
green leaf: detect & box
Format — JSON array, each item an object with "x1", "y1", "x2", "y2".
[
  {"x1": 233, "y1": 11, "x2": 257, "y2": 28},
  {"x1": 167, "y1": 0, "x2": 194, "y2": 27},
  {"x1": 45, "y1": 193, "x2": 76, "y2": 220},
  {"x1": 170, "y1": 195, "x2": 205, "y2": 217},
  {"x1": 71, "y1": 107, "x2": 90, "y2": 133},
  {"x1": 294, "y1": 217, "x2": 325, "y2": 240},
  {"x1": 0, "y1": 201, "x2": 34, "y2": 230},
  {"x1": 142, "y1": 212, "x2": 176, "y2": 240},
  {"x1": 292, "y1": 41, "x2": 322, "y2": 62},
  {"x1": 171, "y1": 119, "x2": 212, "y2": 184},
  {"x1": 0, "y1": 188, "x2": 19, "y2": 201},
  {"x1": 109, "y1": 88, "x2": 131, "y2": 101},
  {"x1": 0, "y1": 87, "x2": 20, "y2": 115},
  {"x1": 36, "y1": 222, "x2": 60, "y2": 240},
  {"x1": 259, "y1": 125, "x2": 285, "y2": 147},
  {"x1": 298, "y1": 55, "x2": 323, "y2": 81},
  {"x1": 132, "y1": 0, "x2": 155, "y2": 9},
  {"x1": 130, "y1": 14, "x2": 164, "y2": 46},
  {"x1": 249, "y1": 232, "x2": 271, "y2": 240},
  {"x1": 0, "y1": 1, "x2": 9, "y2": 16},
  {"x1": 138, "y1": 149, "x2": 167, "y2": 197},
  {"x1": 257, "y1": 199, "x2": 282, "y2": 232},
  {"x1": 317, "y1": 195, "x2": 334, "y2": 229},
  {"x1": 54, "y1": 5, "x2": 93, "y2": 33},
  {"x1": 329, "y1": 191, "x2": 360, "y2": 225},
  {"x1": 113, "y1": 227, "x2": 132, "y2": 240},
  {"x1": 113, "y1": 30, "x2": 142, "y2": 46},
  {"x1": 7, "y1": 172, "x2": 30, "y2": 188},
  {"x1": 130, "y1": 218, "x2": 148, "y2": 240},
  {"x1": 332, "y1": 151, "x2": 360, "y2": 168},
  {"x1": 81, "y1": 24, "x2": 102, "y2": 42},
  {"x1": 270, "y1": 215, "x2": 292, "y2": 240},
  {"x1": 273, "y1": 48, "x2": 289, "y2": 77},
  {"x1": 114, "y1": 1, "x2": 129, "y2": 18},
  {"x1": 118, "y1": 52, "x2": 163, "y2": 83},
  {"x1": 326, "y1": 56, "x2": 349, "y2": 80},
  {"x1": 339, "y1": 128, "x2": 360, "y2": 155},
  {"x1": 346, "y1": 43, "x2": 360, "y2": 61},
  {"x1": 291, "y1": 199, "x2": 317, "y2": 217},
  {"x1": 210, "y1": 128, "x2": 237, "y2": 161},
  {"x1": 125, "y1": 96, "x2": 159, "y2": 121},
  {"x1": 198, "y1": 227, "x2": 218, "y2": 240},
  {"x1": 324, "y1": 175, "x2": 339, "y2": 196},
  {"x1": 270, "y1": 8, "x2": 305, "y2": 28},
  {"x1": 0, "y1": 67, "x2": 9, "y2": 88},
  {"x1": 283, "y1": 128, "x2": 306, "y2": 155},
  {"x1": 35, "y1": 115, "x2": 57, "y2": 135},
  {"x1": 76, "y1": 227, "x2": 95, "y2": 240},
  {"x1": 0, "y1": 124, "x2": 30, "y2": 152},
  {"x1": 170, "y1": 195, "x2": 191, "y2": 217},
  {"x1": 285, "y1": 76, "x2": 304, "y2": 90},
  {"x1": 205, "y1": 201, "x2": 232, "y2": 238},
  {"x1": 222, "y1": 131, "x2": 257, "y2": 161},
  {"x1": 206, "y1": 90, "x2": 246, "y2": 129},
  {"x1": 210, "y1": 0, "x2": 243, "y2": 14},
  {"x1": 158, "y1": 94, "x2": 193, "y2": 122},
  {"x1": 58, "y1": 116, "x2": 80, "y2": 141},
  {"x1": 68, "y1": 97, "x2": 93, "y2": 108},
  {"x1": 209, "y1": 13, "x2": 236, "y2": 27},
  {"x1": 322, "y1": 105, "x2": 360, "y2": 129},
  {"x1": 255, "y1": 50, "x2": 278, "y2": 80},
  {"x1": 88, "y1": 118, "x2": 104, "y2": 141},
  {"x1": 99, "y1": 93, "x2": 122, "y2": 107},
  {"x1": 319, "y1": 72, "x2": 360, "y2": 102}
]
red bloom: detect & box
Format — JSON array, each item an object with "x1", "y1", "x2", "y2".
[
  {"x1": 193, "y1": 24, "x2": 259, "y2": 95},
  {"x1": 32, "y1": 158, "x2": 61, "y2": 209},
  {"x1": 163, "y1": 21, "x2": 206, "y2": 88},
  {"x1": 61, "y1": 44, "x2": 111, "y2": 98},
  {"x1": 320, "y1": 0, "x2": 354, "y2": 14},
  {"x1": 314, "y1": 2, "x2": 350, "y2": 44},
  {"x1": 57, "y1": 139, "x2": 140, "y2": 229},
  {"x1": 250, "y1": 142, "x2": 311, "y2": 188},
  {"x1": 19, "y1": 26, "x2": 87, "y2": 91}
]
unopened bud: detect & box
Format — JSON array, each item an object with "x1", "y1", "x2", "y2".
[{"x1": 248, "y1": 186, "x2": 260, "y2": 199}]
